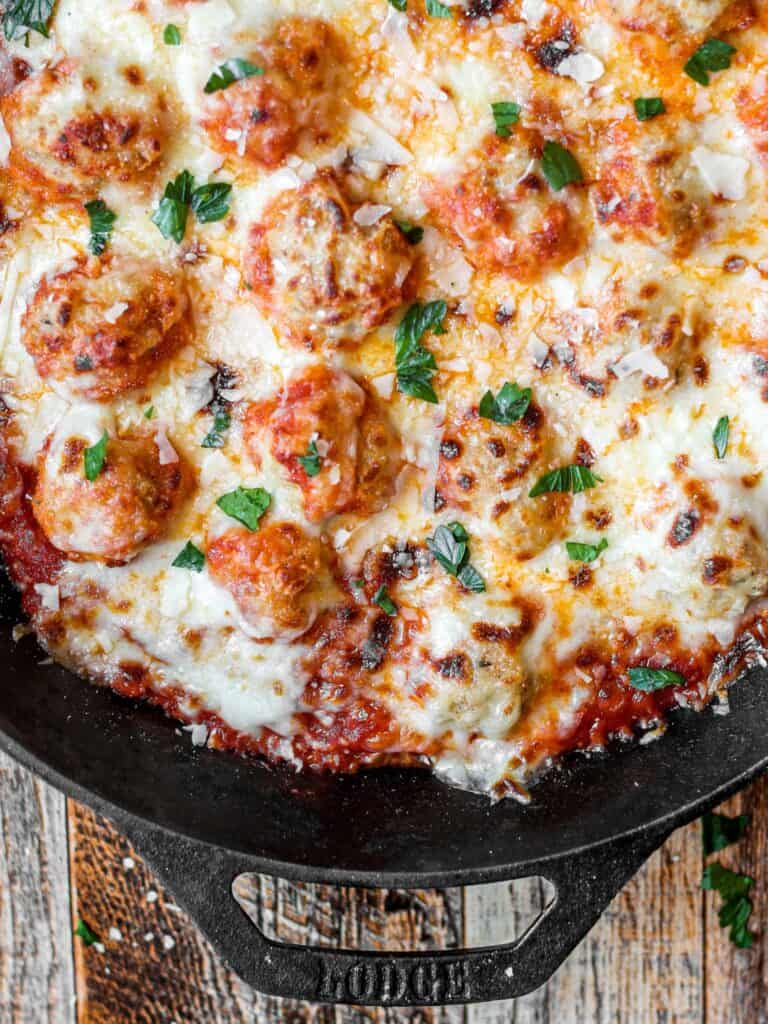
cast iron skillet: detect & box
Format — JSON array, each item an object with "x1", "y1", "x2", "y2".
[{"x1": 1, "y1": 568, "x2": 767, "y2": 1007}]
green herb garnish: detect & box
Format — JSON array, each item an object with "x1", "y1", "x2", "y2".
[
  {"x1": 74, "y1": 918, "x2": 99, "y2": 946},
  {"x1": 426, "y1": 0, "x2": 452, "y2": 14},
  {"x1": 83, "y1": 432, "x2": 108, "y2": 482},
  {"x1": 394, "y1": 219, "x2": 424, "y2": 245},
  {"x1": 541, "y1": 140, "x2": 582, "y2": 191},
  {"x1": 144, "y1": 405, "x2": 155, "y2": 420},
  {"x1": 373, "y1": 584, "x2": 398, "y2": 616},
  {"x1": 478, "y1": 381, "x2": 531, "y2": 425},
  {"x1": 172, "y1": 541, "x2": 205, "y2": 572},
  {"x1": 702, "y1": 812, "x2": 750, "y2": 855},
  {"x1": 627, "y1": 666, "x2": 685, "y2": 691},
  {"x1": 163, "y1": 23, "x2": 181, "y2": 45},
  {"x1": 84, "y1": 199, "x2": 116, "y2": 256},
  {"x1": 684, "y1": 38, "x2": 736, "y2": 86},
  {"x1": 713, "y1": 415, "x2": 729, "y2": 459},
  {"x1": 394, "y1": 301, "x2": 446, "y2": 404},
  {"x1": 702, "y1": 862, "x2": 756, "y2": 948},
  {"x1": 388, "y1": 0, "x2": 407, "y2": 8},
  {"x1": 634, "y1": 97, "x2": 666, "y2": 121},
  {"x1": 2, "y1": 0, "x2": 54, "y2": 40},
  {"x1": 529, "y1": 464, "x2": 602, "y2": 498},
  {"x1": 565, "y1": 538, "x2": 608, "y2": 563},
  {"x1": 217, "y1": 486, "x2": 271, "y2": 531},
  {"x1": 204, "y1": 58, "x2": 263, "y2": 94},
  {"x1": 201, "y1": 405, "x2": 231, "y2": 449},
  {"x1": 190, "y1": 181, "x2": 233, "y2": 223},
  {"x1": 427, "y1": 522, "x2": 486, "y2": 592},
  {"x1": 491, "y1": 101, "x2": 521, "y2": 138},
  {"x1": 298, "y1": 439, "x2": 323, "y2": 477}
]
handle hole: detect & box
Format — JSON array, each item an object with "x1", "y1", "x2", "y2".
[{"x1": 232, "y1": 874, "x2": 554, "y2": 952}]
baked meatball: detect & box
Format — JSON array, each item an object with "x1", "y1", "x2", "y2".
[
  {"x1": 201, "y1": 17, "x2": 342, "y2": 169},
  {"x1": 1, "y1": 62, "x2": 169, "y2": 197},
  {"x1": 423, "y1": 141, "x2": 584, "y2": 283},
  {"x1": 591, "y1": 118, "x2": 712, "y2": 255},
  {"x1": 244, "y1": 364, "x2": 401, "y2": 522},
  {"x1": 243, "y1": 173, "x2": 413, "y2": 348},
  {"x1": 207, "y1": 522, "x2": 327, "y2": 639},
  {"x1": 32, "y1": 423, "x2": 188, "y2": 563},
  {"x1": 436, "y1": 403, "x2": 570, "y2": 559},
  {"x1": 22, "y1": 256, "x2": 188, "y2": 400}
]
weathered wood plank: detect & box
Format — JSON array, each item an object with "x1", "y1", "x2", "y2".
[
  {"x1": 704, "y1": 777, "x2": 768, "y2": 1024},
  {"x1": 523, "y1": 819, "x2": 705, "y2": 1024},
  {"x1": 68, "y1": 801, "x2": 464, "y2": 1024},
  {"x1": 0, "y1": 749, "x2": 75, "y2": 1024}
]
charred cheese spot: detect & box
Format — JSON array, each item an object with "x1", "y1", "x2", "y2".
[
  {"x1": 243, "y1": 172, "x2": 413, "y2": 348},
  {"x1": 423, "y1": 137, "x2": 585, "y2": 282},
  {"x1": 206, "y1": 522, "x2": 328, "y2": 640},
  {"x1": 1, "y1": 63, "x2": 169, "y2": 196},
  {"x1": 201, "y1": 18, "x2": 342, "y2": 169},
  {"x1": 32, "y1": 428, "x2": 188, "y2": 564},
  {"x1": 22, "y1": 256, "x2": 188, "y2": 400},
  {"x1": 243, "y1": 363, "x2": 400, "y2": 522}
]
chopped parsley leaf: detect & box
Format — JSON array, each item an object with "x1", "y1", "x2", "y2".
[
  {"x1": 152, "y1": 171, "x2": 232, "y2": 242},
  {"x1": 204, "y1": 58, "x2": 263, "y2": 94},
  {"x1": 529, "y1": 464, "x2": 602, "y2": 497},
  {"x1": 394, "y1": 300, "x2": 446, "y2": 404},
  {"x1": 394, "y1": 219, "x2": 424, "y2": 245},
  {"x1": 702, "y1": 862, "x2": 756, "y2": 949},
  {"x1": 541, "y1": 140, "x2": 582, "y2": 191},
  {"x1": 2, "y1": 0, "x2": 54, "y2": 40},
  {"x1": 627, "y1": 666, "x2": 685, "y2": 691},
  {"x1": 84, "y1": 199, "x2": 116, "y2": 256},
  {"x1": 702, "y1": 812, "x2": 750, "y2": 855},
  {"x1": 298, "y1": 439, "x2": 323, "y2": 477},
  {"x1": 190, "y1": 181, "x2": 232, "y2": 224},
  {"x1": 565, "y1": 538, "x2": 608, "y2": 563},
  {"x1": 74, "y1": 918, "x2": 99, "y2": 946},
  {"x1": 684, "y1": 38, "x2": 736, "y2": 86},
  {"x1": 83, "y1": 432, "x2": 108, "y2": 482},
  {"x1": 172, "y1": 541, "x2": 205, "y2": 572},
  {"x1": 478, "y1": 381, "x2": 531, "y2": 424},
  {"x1": 388, "y1": 0, "x2": 407, "y2": 8},
  {"x1": 427, "y1": 522, "x2": 486, "y2": 592},
  {"x1": 163, "y1": 23, "x2": 181, "y2": 45},
  {"x1": 144, "y1": 405, "x2": 155, "y2": 419},
  {"x1": 426, "y1": 0, "x2": 452, "y2": 14},
  {"x1": 201, "y1": 404, "x2": 231, "y2": 448},
  {"x1": 373, "y1": 584, "x2": 398, "y2": 616},
  {"x1": 491, "y1": 101, "x2": 521, "y2": 138},
  {"x1": 217, "y1": 486, "x2": 271, "y2": 531},
  {"x1": 634, "y1": 97, "x2": 666, "y2": 121},
  {"x1": 151, "y1": 170, "x2": 193, "y2": 243},
  {"x1": 713, "y1": 415, "x2": 730, "y2": 459}
]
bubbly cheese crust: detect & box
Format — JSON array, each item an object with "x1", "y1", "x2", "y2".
[{"x1": 1, "y1": 0, "x2": 768, "y2": 797}]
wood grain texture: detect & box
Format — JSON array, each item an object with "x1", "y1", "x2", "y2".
[
  {"x1": 3, "y1": 757, "x2": 768, "y2": 1023},
  {"x1": 0, "y1": 750, "x2": 74, "y2": 1024}
]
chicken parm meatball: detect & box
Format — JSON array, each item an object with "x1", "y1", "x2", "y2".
[
  {"x1": 243, "y1": 173, "x2": 413, "y2": 348},
  {"x1": 201, "y1": 17, "x2": 342, "y2": 170},
  {"x1": 1, "y1": 62, "x2": 169, "y2": 197},
  {"x1": 436, "y1": 403, "x2": 571, "y2": 560},
  {"x1": 207, "y1": 522, "x2": 328, "y2": 640},
  {"x1": 591, "y1": 117, "x2": 713, "y2": 255},
  {"x1": 423, "y1": 137, "x2": 585, "y2": 283},
  {"x1": 32, "y1": 420, "x2": 188, "y2": 564},
  {"x1": 22, "y1": 256, "x2": 188, "y2": 400},
  {"x1": 244, "y1": 364, "x2": 401, "y2": 523}
]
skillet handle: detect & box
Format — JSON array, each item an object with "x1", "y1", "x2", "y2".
[{"x1": 124, "y1": 818, "x2": 671, "y2": 1006}]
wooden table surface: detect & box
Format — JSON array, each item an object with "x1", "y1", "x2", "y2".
[{"x1": 2, "y1": 748, "x2": 767, "y2": 1024}]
